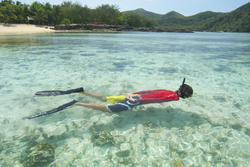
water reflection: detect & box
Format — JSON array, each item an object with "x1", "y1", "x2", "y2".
[{"x1": 0, "y1": 36, "x2": 42, "y2": 45}]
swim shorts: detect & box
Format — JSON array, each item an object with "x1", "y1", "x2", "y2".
[{"x1": 107, "y1": 99, "x2": 140, "y2": 112}]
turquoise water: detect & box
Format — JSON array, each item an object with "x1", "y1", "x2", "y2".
[{"x1": 0, "y1": 32, "x2": 249, "y2": 166}]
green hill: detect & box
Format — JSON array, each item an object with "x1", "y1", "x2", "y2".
[
  {"x1": 202, "y1": 2, "x2": 250, "y2": 32},
  {"x1": 125, "y1": 8, "x2": 162, "y2": 20},
  {"x1": 124, "y1": 2, "x2": 250, "y2": 32},
  {"x1": 163, "y1": 11, "x2": 185, "y2": 18}
]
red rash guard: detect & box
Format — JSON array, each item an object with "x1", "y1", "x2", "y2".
[{"x1": 133, "y1": 89, "x2": 179, "y2": 104}]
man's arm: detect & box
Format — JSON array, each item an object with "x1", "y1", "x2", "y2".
[{"x1": 133, "y1": 90, "x2": 154, "y2": 95}]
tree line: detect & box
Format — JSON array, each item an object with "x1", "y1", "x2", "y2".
[{"x1": 0, "y1": 0, "x2": 157, "y2": 27}]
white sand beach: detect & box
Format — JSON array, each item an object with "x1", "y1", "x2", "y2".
[{"x1": 0, "y1": 24, "x2": 54, "y2": 35}]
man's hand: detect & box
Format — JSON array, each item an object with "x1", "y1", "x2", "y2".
[{"x1": 125, "y1": 93, "x2": 136, "y2": 102}]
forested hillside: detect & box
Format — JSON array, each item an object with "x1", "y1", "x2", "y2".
[{"x1": 125, "y1": 2, "x2": 250, "y2": 32}]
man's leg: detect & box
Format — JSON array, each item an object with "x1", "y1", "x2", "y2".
[
  {"x1": 75, "y1": 102, "x2": 109, "y2": 112},
  {"x1": 79, "y1": 92, "x2": 106, "y2": 101}
]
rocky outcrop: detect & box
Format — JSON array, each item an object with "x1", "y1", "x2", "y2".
[
  {"x1": 53, "y1": 24, "x2": 193, "y2": 33},
  {"x1": 54, "y1": 24, "x2": 119, "y2": 30}
]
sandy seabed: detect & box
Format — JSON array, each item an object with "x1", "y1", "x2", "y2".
[{"x1": 0, "y1": 24, "x2": 54, "y2": 35}]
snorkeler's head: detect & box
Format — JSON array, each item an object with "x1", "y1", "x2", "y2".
[{"x1": 177, "y1": 78, "x2": 193, "y2": 98}]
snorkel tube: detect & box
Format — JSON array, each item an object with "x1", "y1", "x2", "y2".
[
  {"x1": 177, "y1": 78, "x2": 186, "y2": 98},
  {"x1": 181, "y1": 78, "x2": 186, "y2": 87},
  {"x1": 179, "y1": 78, "x2": 185, "y2": 91}
]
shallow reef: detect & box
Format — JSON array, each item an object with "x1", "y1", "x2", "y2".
[
  {"x1": 21, "y1": 142, "x2": 55, "y2": 167},
  {"x1": 173, "y1": 160, "x2": 184, "y2": 167},
  {"x1": 90, "y1": 129, "x2": 116, "y2": 146}
]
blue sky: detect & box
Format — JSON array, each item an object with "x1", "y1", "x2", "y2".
[{"x1": 19, "y1": 0, "x2": 250, "y2": 16}]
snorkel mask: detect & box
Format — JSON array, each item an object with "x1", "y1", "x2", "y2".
[{"x1": 178, "y1": 78, "x2": 191, "y2": 98}]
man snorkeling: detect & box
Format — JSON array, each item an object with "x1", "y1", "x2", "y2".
[
  {"x1": 24, "y1": 78, "x2": 193, "y2": 119},
  {"x1": 75, "y1": 78, "x2": 193, "y2": 112}
]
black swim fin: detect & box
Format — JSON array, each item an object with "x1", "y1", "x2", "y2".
[
  {"x1": 35, "y1": 87, "x2": 84, "y2": 96},
  {"x1": 23, "y1": 100, "x2": 78, "y2": 119}
]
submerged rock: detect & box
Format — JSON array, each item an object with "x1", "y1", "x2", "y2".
[
  {"x1": 116, "y1": 150, "x2": 130, "y2": 157},
  {"x1": 107, "y1": 150, "x2": 134, "y2": 166},
  {"x1": 21, "y1": 142, "x2": 55, "y2": 167},
  {"x1": 90, "y1": 130, "x2": 115, "y2": 146},
  {"x1": 173, "y1": 160, "x2": 184, "y2": 167},
  {"x1": 231, "y1": 121, "x2": 242, "y2": 130}
]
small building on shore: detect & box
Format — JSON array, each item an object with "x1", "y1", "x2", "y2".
[{"x1": 27, "y1": 16, "x2": 34, "y2": 24}]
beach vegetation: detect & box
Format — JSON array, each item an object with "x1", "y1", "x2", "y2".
[
  {"x1": 94, "y1": 4, "x2": 121, "y2": 25},
  {"x1": 61, "y1": 18, "x2": 70, "y2": 25},
  {"x1": 0, "y1": 0, "x2": 156, "y2": 28},
  {"x1": 29, "y1": 2, "x2": 47, "y2": 24}
]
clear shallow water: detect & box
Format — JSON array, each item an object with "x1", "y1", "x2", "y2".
[{"x1": 0, "y1": 32, "x2": 250, "y2": 166}]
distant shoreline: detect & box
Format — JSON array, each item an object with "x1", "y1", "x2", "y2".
[
  {"x1": 1, "y1": 23, "x2": 249, "y2": 35},
  {"x1": 0, "y1": 23, "x2": 195, "y2": 35}
]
